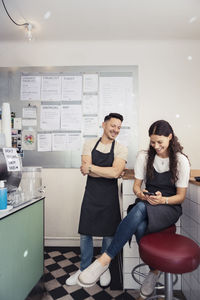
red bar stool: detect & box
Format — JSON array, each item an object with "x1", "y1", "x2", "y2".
[{"x1": 138, "y1": 226, "x2": 200, "y2": 300}]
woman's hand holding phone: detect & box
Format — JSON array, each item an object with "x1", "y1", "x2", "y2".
[
  {"x1": 145, "y1": 191, "x2": 163, "y2": 205},
  {"x1": 143, "y1": 191, "x2": 156, "y2": 196}
]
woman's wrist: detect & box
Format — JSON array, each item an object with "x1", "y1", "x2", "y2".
[{"x1": 135, "y1": 190, "x2": 141, "y2": 198}]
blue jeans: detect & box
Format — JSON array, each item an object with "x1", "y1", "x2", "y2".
[
  {"x1": 80, "y1": 235, "x2": 113, "y2": 270},
  {"x1": 105, "y1": 201, "x2": 148, "y2": 259}
]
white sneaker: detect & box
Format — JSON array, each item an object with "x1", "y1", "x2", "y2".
[
  {"x1": 140, "y1": 270, "x2": 161, "y2": 299},
  {"x1": 77, "y1": 259, "x2": 109, "y2": 287},
  {"x1": 65, "y1": 269, "x2": 81, "y2": 286},
  {"x1": 100, "y1": 268, "x2": 111, "y2": 286}
]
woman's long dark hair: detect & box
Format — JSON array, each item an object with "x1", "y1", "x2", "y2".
[{"x1": 146, "y1": 120, "x2": 188, "y2": 183}]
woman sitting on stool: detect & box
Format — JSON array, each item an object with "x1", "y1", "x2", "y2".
[{"x1": 77, "y1": 119, "x2": 190, "y2": 299}]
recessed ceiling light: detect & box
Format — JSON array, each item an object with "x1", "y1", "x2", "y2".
[
  {"x1": 175, "y1": 114, "x2": 180, "y2": 118},
  {"x1": 187, "y1": 56, "x2": 192, "y2": 61},
  {"x1": 44, "y1": 11, "x2": 51, "y2": 20}
]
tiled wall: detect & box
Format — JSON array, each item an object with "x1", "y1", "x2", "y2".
[
  {"x1": 181, "y1": 182, "x2": 200, "y2": 300},
  {"x1": 122, "y1": 179, "x2": 138, "y2": 289}
]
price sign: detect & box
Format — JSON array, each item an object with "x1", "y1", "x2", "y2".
[{"x1": 3, "y1": 148, "x2": 21, "y2": 172}]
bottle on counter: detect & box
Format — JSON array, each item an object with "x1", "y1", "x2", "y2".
[{"x1": 0, "y1": 180, "x2": 7, "y2": 210}]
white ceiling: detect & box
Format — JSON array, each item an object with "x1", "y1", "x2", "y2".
[{"x1": 0, "y1": 0, "x2": 200, "y2": 42}]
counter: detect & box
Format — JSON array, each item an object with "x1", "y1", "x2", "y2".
[
  {"x1": 189, "y1": 169, "x2": 200, "y2": 186},
  {"x1": 0, "y1": 197, "x2": 44, "y2": 300},
  {"x1": 0, "y1": 197, "x2": 43, "y2": 219}
]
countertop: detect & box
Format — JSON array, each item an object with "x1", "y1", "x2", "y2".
[
  {"x1": 189, "y1": 177, "x2": 200, "y2": 186},
  {"x1": 0, "y1": 197, "x2": 44, "y2": 220},
  {"x1": 189, "y1": 169, "x2": 200, "y2": 186},
  {"x1": 122, "y1": 169, "x2": 135, "y2": 180},
  {"x1": 122, "y1": 169, "x2": 200, "y2": 186}
]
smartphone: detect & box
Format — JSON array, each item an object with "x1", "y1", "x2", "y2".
[{"x1": 143, "y1": 191, "x2": 155, "y2": 196}]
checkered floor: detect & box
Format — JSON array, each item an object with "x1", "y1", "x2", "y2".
[
  {"x1": 27, "y1": 246, "x2": 186, "y2": 300},
  {"x1": 33, "y1": 246, "x2": 139, "y2": 300}
]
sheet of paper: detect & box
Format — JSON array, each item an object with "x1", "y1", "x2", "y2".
[
  {"x1": 83, "y1": 116, "x2": 99, "y2": 136},
  {"x1": 22, "y1": 129, "x2": 36, "y2": 150},
  {"x1": 3, "y1": 148, "x2": 21, "y2": 171},
  {"x1": 66, "y1": 132, "x2": 81, "y2": 151},
  {"x1": 37, "y1": 133, "x2": 52, "y2": 151},
  {"x1": 52, "y1": 133, "x2": 67, "y2": 151},
  {"x1": 61, "y1": 104, "x2": 82, "y2": 130},
  {"x1": 41, "y1": 76, "x2": 62, "y2": 101},
  {"x1": 23, "y1": 106, "x2": 37, "y2": 119},
  {"x1": 83, "y1": 74, "x2": 98, "y2": 93},
  {"x1": 20, "y1": 76, "x2": 41, "y2": 101},
  {"x1": 82, "y1": 94, "x2": 98, "y2": 114},
  {"x1": 62, "y1": 76, "x2": 82, "y2": 101},
  {"x1": 22, "y1": 119, "x2": 37, "y2": 127},
  {"x1": 40, "y1": 105, "x2": 61, "y2": 130},
  {"x1": 99, "y1": 77, "x2": 133, "y2": 126},
  {"x1": 13, "y1": 118, "x2": 22, "y2": 130}
]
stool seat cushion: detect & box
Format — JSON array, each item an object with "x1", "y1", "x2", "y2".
[{"x1": 139, "y1": 232, "x2": 200, "y2": 274}]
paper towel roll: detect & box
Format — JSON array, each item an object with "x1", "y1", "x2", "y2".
[{"x1": 2, "y1": 102, "x2": 11, "y2": 147}]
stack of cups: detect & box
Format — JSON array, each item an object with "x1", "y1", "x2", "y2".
[{"x1": 1, "y1": 102, "x2": 11, "y2": 147}]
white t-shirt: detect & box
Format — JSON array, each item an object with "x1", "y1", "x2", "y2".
[
  {"x1": 134, "y1": 150, "x2": 190, "y2": 188},
  {"x1": 82, "y1": 138, "x2": 128, "y2": 162}
]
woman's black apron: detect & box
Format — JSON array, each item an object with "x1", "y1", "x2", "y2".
[
  {"x1": 135, "y1": 169, "x2": 182, "y2": 233},
  {"x1": 78, "y1": 138, "x2": 121, "y2": 236}
]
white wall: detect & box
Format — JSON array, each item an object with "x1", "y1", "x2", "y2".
[{"x1": 1, "y1": 39, "x2": 199, "y2": 244}]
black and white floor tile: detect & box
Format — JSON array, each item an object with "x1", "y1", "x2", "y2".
[{"x1": 26, "y1": 246, "x2": 186, "y2": 300}]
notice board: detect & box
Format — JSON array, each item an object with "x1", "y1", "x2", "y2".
[{"x1": 0, "y1": 66, "x2": 138, "y2": 168}]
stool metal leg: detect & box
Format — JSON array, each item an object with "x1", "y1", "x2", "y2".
[
  {"x1": 165, "y1": 272, "x2": 173, "y2": 300},
  {"x1": 131, "y1": 264, "x2": 179, "y2": 300},
  {"x1": 146, "y1": 272, "x2": 179, "y2": 300}
]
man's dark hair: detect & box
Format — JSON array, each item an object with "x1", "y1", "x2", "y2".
[{"x1": 104, "y1": 113, "x2": 123, "y2": 122}]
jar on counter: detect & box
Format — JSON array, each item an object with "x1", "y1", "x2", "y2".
[{"x1": 20, "y1": 167, "x2": 42, "y2": 201}]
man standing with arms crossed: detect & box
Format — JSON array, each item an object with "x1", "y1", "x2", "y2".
[{"x1": 66, "y1": 113, "x2": 128, "y2": 287}]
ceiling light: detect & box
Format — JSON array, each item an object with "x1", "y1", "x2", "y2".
[
  {"x1": 44, "y1": 11, "x2": 51, "y2": 20},
  {"x1": 26, "y1": 23, "x2": 33, "y2": 41},
  {"x1": 189, "y1": 16, "x2": 197, "y2": 23},
  {"x1": 1, "y1": 0, "x2": 33, "y2": 41}
]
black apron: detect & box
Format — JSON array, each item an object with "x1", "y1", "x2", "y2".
[
  {"x1": 135, "y1": 169, "x2": 182, "y2": 233},
  {"x1": 78, "y1": 138, "x2": 121, "y2": 236}
]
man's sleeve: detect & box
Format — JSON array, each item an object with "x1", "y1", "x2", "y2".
[{"x1": 82, "y1": 139, "x2": 94, "y2": 156}]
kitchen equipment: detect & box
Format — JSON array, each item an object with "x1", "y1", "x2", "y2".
[
  {"x1": 194, "y1": 176, "x2": 200, "y2": 182},
  {"x1": 20, "y1": 167, "x2": 43, "y2": 201}
]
